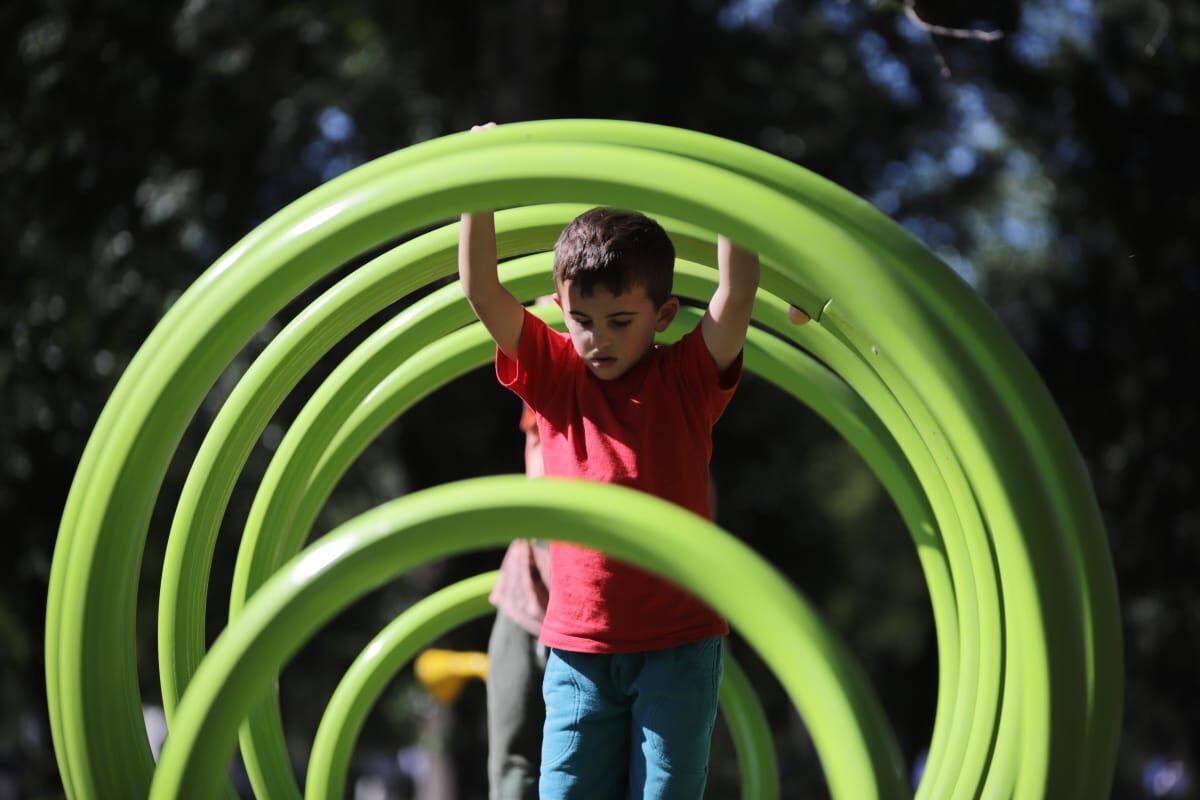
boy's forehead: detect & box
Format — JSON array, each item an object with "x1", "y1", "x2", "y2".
[{"x1": 559, "y1": 279, "x2": 654, "y2": 310}]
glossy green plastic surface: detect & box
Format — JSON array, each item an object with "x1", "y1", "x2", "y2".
[
  {"x1": 150, "y1": 478, "x2": 902, "y2": 799},
  {"x1": 46, "y1": 120, "x2": 1119, "y2": 800}
]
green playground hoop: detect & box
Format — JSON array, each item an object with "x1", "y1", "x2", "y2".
[
  {"x1": 149, "y1": 478, "x2": 903, "y2": 798},
  {"x1": 45, "y1": 119, "x2": 1121, "y2": 799}
]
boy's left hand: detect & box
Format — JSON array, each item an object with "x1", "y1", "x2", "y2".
[{"x1": 788, "y1": 305, "x2": 811, "y2": 326}]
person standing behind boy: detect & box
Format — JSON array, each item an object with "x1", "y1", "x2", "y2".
[
  {"x1": 459, "y1": 183, "x2": 759, "y2": 796},
  {"x1": 487, "y1": 402, "x2": 552, "y2": 800}
]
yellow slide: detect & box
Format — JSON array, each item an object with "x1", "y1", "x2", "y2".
[{"x1": 414, "y1": 649, "x2": 489, "y2": 703}]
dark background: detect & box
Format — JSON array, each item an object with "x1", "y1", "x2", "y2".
[{"x1": 2, "y1": 0, "x2": 1196, "y2": 797}]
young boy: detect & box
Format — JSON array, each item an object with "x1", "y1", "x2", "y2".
[{"x1": 460, "y1": 195, "x2": 759, "y2": 797}]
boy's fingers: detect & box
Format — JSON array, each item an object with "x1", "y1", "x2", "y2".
[{"x1": 788, "y1": 305, "x2": 811, "y2": 325}]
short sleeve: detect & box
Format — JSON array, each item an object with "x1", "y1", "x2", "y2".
[
  {"x1": 668, "y1": 322, "x2": 743, "y2": 424},
  {"x1": 496, "y1": 308, "x2": 573, "y2": 410}
]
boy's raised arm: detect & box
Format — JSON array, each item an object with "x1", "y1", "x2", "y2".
[
  {"x1": 701, "y1": 235, "x2": 760, "y2": 372},
  {"x1": 459, "y1": 209, "x2": 525, "y2": 360}
]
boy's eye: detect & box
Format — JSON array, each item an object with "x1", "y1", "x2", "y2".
[{"x1": 611, "y1": 320, "x2": 632, "y2": 329}]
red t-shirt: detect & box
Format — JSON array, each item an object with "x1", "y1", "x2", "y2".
[{"x1": 496, "y1": 309, "x2": 742, "y2": 653}]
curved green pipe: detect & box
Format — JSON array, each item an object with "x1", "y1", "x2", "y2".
[
  {"x1": 305, "y1": 572, "x2": 499, "y2": 799},
  {"x1": 45, "y1": 120, "x2": 1115, "y2": 798},
  {"x1": 304, "y1": 572, "x2": 780, "y2": 800},
  {"x1": 151, "y1": 477, "x2": 906, "y2": 799},
  {"x1": 721, "y1": 652, "x2": 782, "y2": 799},
  {"x1": 818, "y1": 301, "x2": 1004, "y2": 800}
]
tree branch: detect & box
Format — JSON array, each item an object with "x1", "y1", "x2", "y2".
[
  {"x1": 895, "y1": 0, "x2": 1002, "y2": 77},
  {"x1": 902, "y1": 0, "x2": 1004, "y2": 42}
]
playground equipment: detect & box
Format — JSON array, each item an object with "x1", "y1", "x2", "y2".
[
  {"x1": 415, "y1": 648, "x2": 490, "y2": 704},
  {"x1": 45, "y1": 120, "x2": 1121, "y2": 799}
]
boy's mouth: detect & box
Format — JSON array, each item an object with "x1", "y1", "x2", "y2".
[{"x1": 589, "y1": 356, "x2": 616, "y2": 368}]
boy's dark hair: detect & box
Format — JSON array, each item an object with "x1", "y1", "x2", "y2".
[{"x1": 553, "y1": 208, "x2": 675, "y2": 307}]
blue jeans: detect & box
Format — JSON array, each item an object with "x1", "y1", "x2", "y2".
[{"x1": 539, "y1": 637, "x2": 723, "y2": 799}]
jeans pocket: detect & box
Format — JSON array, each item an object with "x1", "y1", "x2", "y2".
[
  {"x1": 710, "y1": 636, "x2": 724, "y2": 697},
  {"x1": 643, "y1": 638, "x2": 723, "y2": 768},
  {"x1": 540, "y1": 651, "x2": 582, "y2": 768}
]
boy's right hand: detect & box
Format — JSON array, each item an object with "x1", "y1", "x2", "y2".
[{"x1": 458, "y1": 123, "x2": 523, "y2": 359}]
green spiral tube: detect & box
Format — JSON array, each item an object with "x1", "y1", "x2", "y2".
[{"x1": 45, "y1": 120, "x2": 1119, "y2": 799}]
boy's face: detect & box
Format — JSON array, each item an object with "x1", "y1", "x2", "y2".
[{"x1": 556, "y1": 280, "x2": 679, "y2": 380}]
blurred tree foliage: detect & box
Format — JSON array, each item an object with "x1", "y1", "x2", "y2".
[{"x1": 2, "y1": 0, "x2": 1196, "y2": 797}]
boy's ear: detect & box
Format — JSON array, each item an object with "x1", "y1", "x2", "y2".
[
  {"x1": 552, "y1": 294, "x2": 562, "y2": 309},
  {"x1": 654, "y1": 297, "x2": 680, "y2": 332}
]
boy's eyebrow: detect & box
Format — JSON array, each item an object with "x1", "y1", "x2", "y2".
[{"x1": 569, "y1": 310, "x2": 638, "y2": 318}]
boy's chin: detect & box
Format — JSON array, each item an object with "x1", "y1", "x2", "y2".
[{"x1": 586, "y1": 358, "x2": 625, "y2": 379}]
